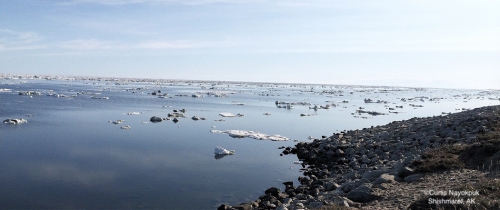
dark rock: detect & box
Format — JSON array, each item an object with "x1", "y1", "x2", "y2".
[
  {"x1": 308, "y1": 201, "x2": 323, "y2": 209},
  {"x1": 404, "y1": 173, "x2": 424, "y2": 183},
  {"x1": 398, "y1": 166, "x2": 415, "y2": 178},
  {"x1": 264, "y1": 187, "x2": 281, "y2": 198},
  {"x1": 150, "y1": 116, "x2": 163, "y2": 122},
  {"x1": 217, "y1": 204, "x2": 229, "y2": 210},
  {"x1": 347, "y1": 184, "x2": 378, "y2": 203},
  {"x1": 233, "y1": 203, "x2": 252, "y2": 210}
]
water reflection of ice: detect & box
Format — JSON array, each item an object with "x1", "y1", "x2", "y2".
[{"x1": 1, "y1": 75, "x2": 500, "y2": 209}]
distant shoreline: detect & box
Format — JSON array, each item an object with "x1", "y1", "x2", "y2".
[{"x1": 1, "y1": 74, "x2": 492, "y2": 90}]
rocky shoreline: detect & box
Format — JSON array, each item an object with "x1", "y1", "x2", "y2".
[{"x1": 219, "y1": 105, "x2": 500, "y2": 210}]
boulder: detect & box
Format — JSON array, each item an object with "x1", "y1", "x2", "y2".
[
  {"x1": 233, "y1": 203, "x2": 252, "y2": 210},
  {"x1": 217, "y1": 204, "x2": 229, "y2": 210},
  {"x1": 404, "y1": 173, "x2": 424, "y2": 183},
  {"x1": 150, "y1": 116, "x2": 163, "y2": 122},
  {"x1": 308, "y1": 201, "x2": 323, "y2": 209},
  {"x1": 361, "y1": 170, "x2": 387, "y2": 182},
  {"x1": 265, "y1": 187, "x2": 281, "y2": 198},
  {"x1": 347, "y1": 184, "x2": 378, "y2": 203},
  {"x1": 373, "y1": 174, "x2": 395, "y2": 185},
  {"x1": 398, "y1": 166, "x2": 415, "y2": 178}
]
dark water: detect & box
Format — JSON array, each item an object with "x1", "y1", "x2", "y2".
[{"x1": 1, "y1": 79, "x2": 499, "y2": 209}]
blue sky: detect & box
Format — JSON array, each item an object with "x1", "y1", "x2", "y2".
[{"x1": 1, "y1": 0, "x2": 499, "y2": 89}]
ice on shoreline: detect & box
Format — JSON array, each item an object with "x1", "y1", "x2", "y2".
[{"x1": 211, "y1": 130, "x2": 290, "y2": 141}]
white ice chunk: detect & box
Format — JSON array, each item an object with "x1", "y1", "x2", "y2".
[
  {"x1": 214, "y1": 146, "x2": 235, "y2": 155},
  {"x1": 3, "y1": 119, "x2": 27, "y2": 124},
  {"x1": 125, "y1": 112, "x2": 142, "y2": 115},
  {"x1": 211, "y1": 130, "x2": 290, "y2": 141},
  {"x1": 219, "y1": 112, "x2": 236, "y2": 117}
]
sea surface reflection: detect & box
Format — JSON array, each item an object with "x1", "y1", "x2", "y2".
[{"x1": 0, "y1": 78, "x2": 499, "y2": 209}]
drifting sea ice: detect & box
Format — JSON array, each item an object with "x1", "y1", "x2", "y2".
[
  {"x1": 214, "y1": 146, "x2": 235, "y2": 155},
  {"x1": 211, "y1": 130, "x2": 290, "y2": 141}
]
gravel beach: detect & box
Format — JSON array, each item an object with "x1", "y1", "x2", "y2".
[{"x1": 219, "y1": 105, "x2": 500, "y2": 210}]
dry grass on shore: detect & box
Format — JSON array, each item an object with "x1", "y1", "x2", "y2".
[
  {"x1": 408, "y1": 124, "x2": 500, "y2": 210},
  {"x1": 413, "y1": 123, "x2": 500, "y2": 174}
]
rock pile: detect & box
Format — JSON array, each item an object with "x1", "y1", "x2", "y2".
[{"x1": 219, "y1": 105, "x2": 500, "y2": 209}]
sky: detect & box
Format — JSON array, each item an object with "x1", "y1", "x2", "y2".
[{"x1": 0, "y1": 0, "x2": 499, "y2": 89}]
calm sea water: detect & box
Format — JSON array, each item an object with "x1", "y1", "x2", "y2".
[{"x1": 1, "y1": 78, "x2": 499, "y2": 209}]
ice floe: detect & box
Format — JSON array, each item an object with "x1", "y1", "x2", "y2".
[
  {"x1": 91, "y1": 96, "x2": 109, "y2": 99},
  {"x1": 3, "y1": 119, "x2": 27, "y2": 124},
  {"x1": 125, "y1": 112, "x2": 143, "y2": 115},
  {"x1": 211, "y1": 130, "x2": 290, "y2": 141},
  {"x1": 214, "y1": 146, "x2": 235, "y2": 155},
  {"x1": 110, "y1": 120, "x2": 125, "y2": 124},
  {"x1": 219, "y1": 112, "x2": 245, "y2": 117}
]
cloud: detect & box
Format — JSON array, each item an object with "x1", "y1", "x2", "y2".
[
  {"x1": 64, "y1": 0, "x2": 262, "y2": 6},
  {"x1": 57, "y1": 39, "x2": 113, "y2": 50},
  {"x1": 0, "y1": 29, "x2": 42, "y2": 43},
  {"x1": 135, "y1": 40, "x2": 209, "y2": 49},
  {"x1": 0, "y1": 29, "x2": 46, "y2": 51},
  {"x1": 54, "y1": 38, "x2": 230, "y2": 51}
]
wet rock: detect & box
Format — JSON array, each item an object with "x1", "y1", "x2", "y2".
[
  {"x1": 265, "y1": 187, "x2": 281, "y2": 198},
  {"x1": 217, "y1": 204, "x2": 229, "y2": 210},
  {"x1": 149, "y1": 116, "x2": 163, "y2": 122},
  {"x1": 233, "y1": 203, "x2": 252, "y2": 210}
]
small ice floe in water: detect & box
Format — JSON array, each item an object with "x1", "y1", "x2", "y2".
[
  {"x1": 91, "y1": 96, "x2": 109, "y2": 99},
  {"x1": 219, "y1": 112, "x2": 244, "y2": 117},
  {"x1": 110, "y1": 120, "x2": 124, "y2": 124},
  {"x1": 125, "y1": 112, "x2": 142, "y2": 115},
  {"x1": 120, "y1": 126, "x2": 131, "y2": 129},
  {"x1": 3, "y1": 119, "x2": 27, "y2": 124},
  {"x1": 191, "y1": 116, "x2": 207, "y2": 120},
  {"x1": 214, "y1": 146, "x2": 235, "y2": 155},
  {"x1": 219, "y1": 112, "x2": 235, "y2": 117},
  {"x1": 211, "y1": 130, "x2": 290, "y2": 141}
]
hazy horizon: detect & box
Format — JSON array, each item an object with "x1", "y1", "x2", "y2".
[{"x1": 1, "y1": 0, "x2": 499, "y2": 89}]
